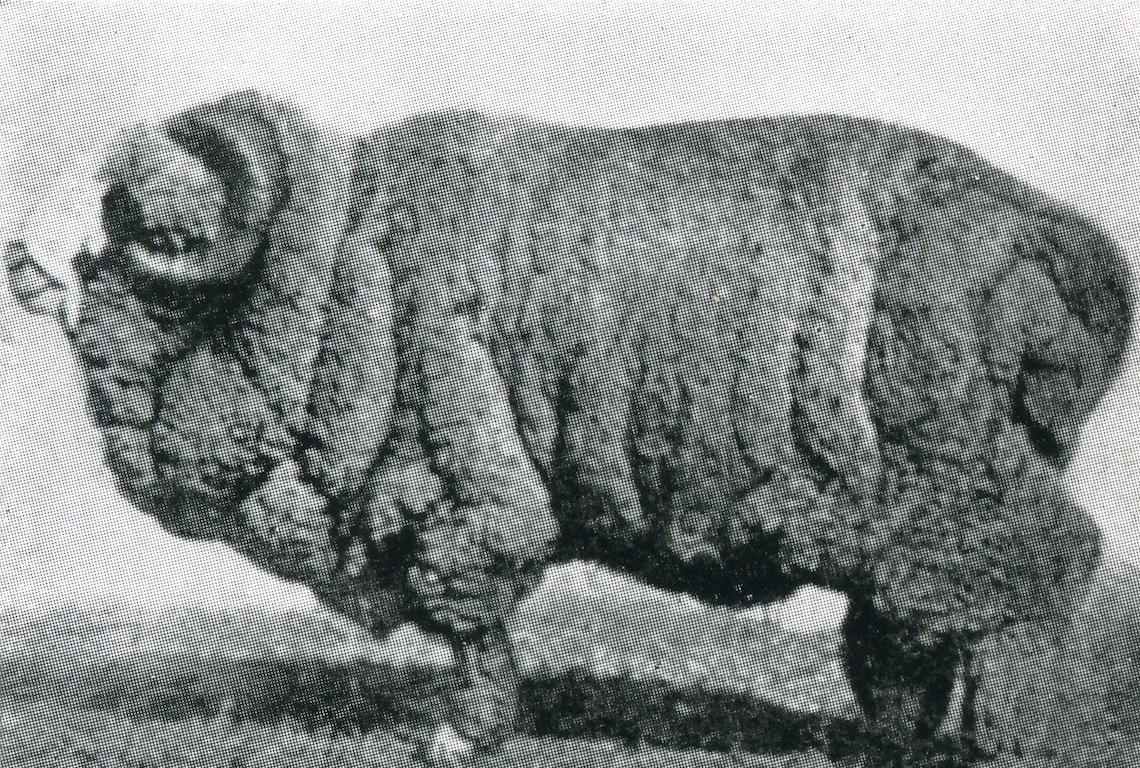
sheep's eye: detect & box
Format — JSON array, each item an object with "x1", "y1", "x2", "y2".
[{"x1": 141, "y1": 229, "x2": 184, "y2": 255}]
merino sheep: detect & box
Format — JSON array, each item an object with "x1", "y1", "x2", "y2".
[{"x1": 6, "y1": 90, "x2": 1133, "y2": 767}]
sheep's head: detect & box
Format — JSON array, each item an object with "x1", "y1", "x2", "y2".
[{"x1": 5, "y1": 92, "x2": 389, "y2": 600}]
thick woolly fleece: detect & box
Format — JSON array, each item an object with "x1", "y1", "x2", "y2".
[{"x1": 70, "y1": 92, "x2": 1131, "y2": 644}]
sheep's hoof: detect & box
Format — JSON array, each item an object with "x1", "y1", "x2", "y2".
[{"x1": 421, "y1": 723, "x2": 476, "y2": 768}]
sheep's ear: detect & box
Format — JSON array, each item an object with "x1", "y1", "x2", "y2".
[{"x1": 103, "y1": 92, "x2": 286, "y2": 285}]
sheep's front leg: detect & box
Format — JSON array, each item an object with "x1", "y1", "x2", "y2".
[
  {"x1": 422, "y1": 623, "x2": 521, "y2": 766},
  {"x1": 406, "y1": 308, "x2": 554, "y2": 763},
  {"x1": 411, "y1": 307, "x2": 558, "y2": 615}
]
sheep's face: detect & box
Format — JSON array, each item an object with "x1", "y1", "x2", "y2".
[
  {"x1": 9, "y1": 93, "x2": 358, "y2": 557},
  {"x1": 74, "y1": 117, "x2": 288, "y2": 533}
]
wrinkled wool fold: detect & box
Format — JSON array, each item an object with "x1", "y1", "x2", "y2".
[{"x1": 302, "y1": 192, "x2": 398, "y2": 501}]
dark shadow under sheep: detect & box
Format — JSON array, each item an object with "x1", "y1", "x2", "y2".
[{"x1": 6, "y1": 91, "x2": 1133, "y2": 767}]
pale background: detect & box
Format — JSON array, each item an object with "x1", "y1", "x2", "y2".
[{"x1": 1, "y1": 0, "x2": 1137, "y2": 626}]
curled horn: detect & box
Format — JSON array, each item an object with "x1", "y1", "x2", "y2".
[{"x1": 101, "y1": 96, "x2": 286, "y2": 285}]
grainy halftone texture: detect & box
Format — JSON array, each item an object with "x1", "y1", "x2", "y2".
[
  {"x1": 6, "y1": 87, "x2": 1133, "y2": 766},
  {"x1": 4, "y1": 3, "x2": 1139, "y2": 763}
]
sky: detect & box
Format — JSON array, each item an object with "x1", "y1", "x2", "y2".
[{"x1": 1, "y1": 0, "x2": 1138, "y2": 620}]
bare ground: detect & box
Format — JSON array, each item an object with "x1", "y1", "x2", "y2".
[{"x1": 1, "y1": 562, "x2": 1137, "y2": 767}]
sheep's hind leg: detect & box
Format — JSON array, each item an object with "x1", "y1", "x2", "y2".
[
  {"x1": 421, "y1": 622, "x2": 520, "y2": 767},
  {"x1": 842, "y1": 597, "x2": 960, "y2": 767}
]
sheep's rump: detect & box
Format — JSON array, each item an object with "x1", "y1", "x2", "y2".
[{"x1": 74, "y1": 93, "x2": 1132, "y2": 639}]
